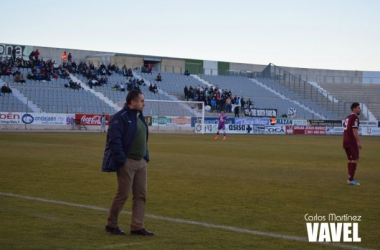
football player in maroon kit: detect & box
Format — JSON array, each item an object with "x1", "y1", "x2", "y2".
[{"x1": 343, "y1": 102, "x2": 362, "y2": 185}]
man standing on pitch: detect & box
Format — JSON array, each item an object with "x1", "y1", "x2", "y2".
[
  {"x1": 100, "y1": 112, "x2": 107, "y2": 133},
  {"x1": 215, "y1": 110, "x2": 227, "y2": 141},
  {"x1": 102, "y1": 90, "x2": 154, "y2": 236},
  {"x1": 343, "y1": 102, "x2": 362, "y2": 186}
]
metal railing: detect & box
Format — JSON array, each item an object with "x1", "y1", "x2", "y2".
[{"x1": 259, "y1": 63, "x2": 371, "y2": 120}]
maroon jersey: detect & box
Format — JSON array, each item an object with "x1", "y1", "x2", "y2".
[{"x1": 343, "y1": 114, "x2": 359, "y2": 148}]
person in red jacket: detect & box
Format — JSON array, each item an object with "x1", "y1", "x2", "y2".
[
  {"x1": 34, "y1": 49, "x2": 40, "y2": 60},
  {"x1": 62, "y1": 51, "x2": 67, "y2": 62}
]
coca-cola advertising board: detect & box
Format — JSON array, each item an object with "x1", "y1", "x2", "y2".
[{"x1": 75, "y1": 114, "x2": 110, "y2": 126}]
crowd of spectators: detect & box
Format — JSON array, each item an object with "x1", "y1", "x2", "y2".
[
  {"x1": 184, "y1": 84, "x2": 254, "y2": 114},
  {"x1": 64, "y1": 79, "x2": 82, "y2": 90},
  {"x1": 0, "y1": 49, "x2": 70, "y2": 83}
]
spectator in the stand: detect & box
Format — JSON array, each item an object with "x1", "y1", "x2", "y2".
[
  {"x1": 137, "y1": 79, "x2": 145, "y2": 86},
  {"x1": 1, "y1": 83, "x2": 12, "y2": 93},
  {"x1": 184, "y1": 69, "x2": 190, "y2": 76},
  {"x1": 149, "y1": 83, "x2": 158, "y2": 94},
  {"x1": 67, "y1": 79, "x2": 81, "y2": 90},
  {"x1": 156, "y1": 73, "x2": 162, "y2": 82},
  {"x1": 211, "y1": 97, "x2": 216, "y2": 112},
  {"x1": 122, "y1": 65, "x2": 128, "y2": 76},
  {"x1": 233, "y1": 96, "x2": 239, "y2": 105},
  {"x1": 68, "y1": 53, "x2": 73, "y2": 62},
  {"x1": 120, "y1": 82, "x2": 125, "y2": 92},
  {"x1": 221, "y1": 91, "x2": 226, "y2": 111},
  {"x1": 62, "y1": 51, "x2": 67, "y2": 65},
  {"x1": 53, "y1": 61, "x2": 59, "y2": 69},
  {"x1": 216, "y1": 91, "x2": 221, "y2": 111},
  {"x1": 148, "y1": 63, "x2": 152, "y2": 74},
  {"x1": 62, "y1": 70, "x2": 69, "y2": 79},
  {"x1": 234, "y1": 104, "x2": 240, "y2": 118},
  {"x1": 34, "y1": 49, "x2": 40, "y2": 60},
  {"x1": 184, "y1": 85, "x2": 188, "y2": 100},
  {"x1": 133, "y1": 84, "x2": 140, "y2": 91},
  {"x1": 112, "y1": 82, "x2": 120, "y2": 91},
  {"x1": 11, "y1": 48, "x2": 16, "y2": 62},
  {"x1": 240, "y1": 97, "x2": 245, "y2": 112},
  {"x1": 247, "y1": 98, "x2": 253, "y2": 108},
  {"x1": 88, "y1": 77, "x2": 99, "y2": 88},
  {"x1": 99, "y1": 75, "x2": 108, "y2": 85},
  {"x1": 226, "y1": 97, "x2": 232, "y2": 113},
  {"x1": 128, "y1": 68, "x2": 133, "y2": 77},
  {"x1": 29, "y1": 50, "x2": 35, "y2": 61},
  {"x1": 126, "y1": 80, "x2": 132, "y2": 91},
  {"x1": 14, "y1": 74, "x2": 26, "y2": 83}
]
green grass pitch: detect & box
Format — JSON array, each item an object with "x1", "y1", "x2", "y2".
[{"x1": 0, "y1": 133, "x2": 379, "y2": 250}]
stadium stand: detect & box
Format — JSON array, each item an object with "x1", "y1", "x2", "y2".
[
  {"x1": 1, "y1": 50, "x2": 379, "y2": 120},
  {"x1": 199, "y1": 75, "x2": 322, "y2": 119},
  {"x1": 139, "y1": 71, "x2": 209, "y2": 95},
  {"x1": 255, "y1": 78, "x2": 337, "y2": 119},
  {"x1": 318, "y1": 83, "x2": 380, "y2": 120},
  {"x1": 257, "y1": 63, "x2": 372, "y2": 120},
  {"x1": 73, "y1": 68, "x2": 199, "y2": 116},
  {"x1": 0, "y1": 89, "x2": 29, "y2": 112}
]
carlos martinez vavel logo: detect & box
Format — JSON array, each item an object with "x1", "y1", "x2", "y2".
[{"x1": 305, "y1": 213, "x2": 361, "y2": 242}]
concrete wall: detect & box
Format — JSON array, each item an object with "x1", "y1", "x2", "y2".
[
  {"x1": 185, "y1": 59, "x2": 203, "y2": 75},
  {"x1": 203, "y1": 60, "x2": 218, "y2": 75},
  {"x1": 161, "y1": 58, "x2": 185, "y2": 73},
  {"x1": 230, "y1": 63, "x2": 267, "y2": 72},
  {"x1": 279, "y1": 65, "x2": 363, "y2": 83},
  {"x1": 35, "y1": 46, "x2": 107, "y2": 65},
  {"x1": 362, "y1": 71, "x2": 380, "y2": 84},
  {"x1": 112, "y1": 55, "x2": 144, "y2": 69}
]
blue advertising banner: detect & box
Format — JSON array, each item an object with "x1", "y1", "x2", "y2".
[
  {"x1": 235, "y1": 118, "x2": 270, "y2": 126},
  {"x1": 191, "y1": 117, "x2": 235, "y2": 127}
]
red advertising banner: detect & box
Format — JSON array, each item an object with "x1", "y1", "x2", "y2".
[
  {"x1": 293, "y1": 126, "x2": 305, "y2": 135},
  {"x1": 285, "y1": 125, "x2": 294, "y2": 135},
  {"x1": 75, "y1": 114, "x2": 110, "y2": 126},
  {"x1": 305, "y1": 126, "x2": 326, "y2": 135},
  {"x1": 291, "y1": 126, "x2": 326, "y2": 135}
]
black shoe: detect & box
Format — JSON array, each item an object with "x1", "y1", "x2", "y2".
[
  {"x1": 130, "y1": 228, "x2": 155, "y2": 236},
  {"x1": 105, "y1": 225, "x2": 126, "y2": 235}
]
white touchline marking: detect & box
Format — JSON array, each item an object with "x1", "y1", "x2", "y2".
[{"x1": 0, "y1": 192, "x2": 376, "y2": 250}]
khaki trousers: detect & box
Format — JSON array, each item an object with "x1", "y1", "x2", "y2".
[{"x1": 107, "y1": 158, "x2": 147, "y2": 231}]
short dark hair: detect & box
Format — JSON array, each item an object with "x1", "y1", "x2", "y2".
[
  {"x1": 126, "y1": 90, "x2": 143, "y2": 104},
  {"x1": 351, "y1": 102, "x2": 360, "y2": 111}
]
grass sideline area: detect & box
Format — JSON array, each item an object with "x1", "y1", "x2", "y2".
[{"x1": 0, "y1": 133, "x2": 379, "y2": 250}]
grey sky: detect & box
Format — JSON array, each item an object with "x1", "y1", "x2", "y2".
[{"x1": 1, "y1": 0, "x2": 379, "y2": 71}]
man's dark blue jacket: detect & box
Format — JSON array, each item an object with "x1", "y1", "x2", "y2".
[{"x1": 102, "y1": 105, "x2": 149, "y2": 172}]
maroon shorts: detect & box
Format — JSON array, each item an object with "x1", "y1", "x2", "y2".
[{"x1": 344, "y1": 146, "x2": 359, "y2": 161}]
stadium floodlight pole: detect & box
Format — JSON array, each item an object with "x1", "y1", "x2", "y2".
[{"x1": 144, "y1": 99, "x2": 205, "y2": 134}]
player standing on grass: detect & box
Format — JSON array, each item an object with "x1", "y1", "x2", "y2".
[
  {"x1": 343, "y1": 102, "x2": 362, "y2": 186},
  {"x1": 215, "y1": 110, "x2": 227, "y2": 141}
]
